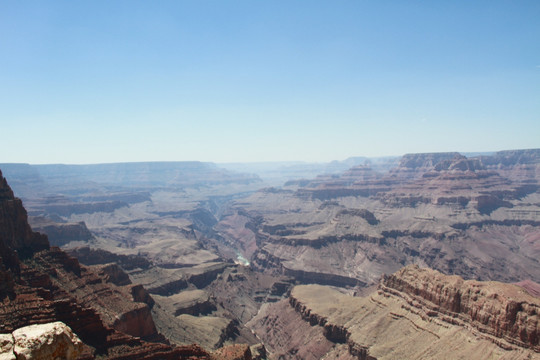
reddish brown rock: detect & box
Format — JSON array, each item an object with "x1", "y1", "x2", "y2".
[
  {"x1": 286, "y1": 266, "x2": 540, "y2": 359},
  {"x1": 515, "y1": 280, "x2": 540, "y2": 298},
  {"x1": 211, "y1": 344, "x2": 252, "y2": 360},
  {"x1": 382, "y1": 265, "x2": 540, "y2": 351},
  {"x1": 0, "y1": 170, "x2": 48, "y2": 265},
  {"x1": 0, "y1": 169, "x2": 216, "y2": 359}
]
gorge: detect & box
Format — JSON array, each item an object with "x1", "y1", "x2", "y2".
[{"x1": 1, "y1": 149, "x2": 539, "y2": 359}]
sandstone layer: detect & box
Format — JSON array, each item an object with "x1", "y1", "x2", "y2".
[
  {"x1": 213, "y1": 150, "x2": 540, "y2": 288},
  {"x1": 252, "y1": 265, "x2": 540, "y2": 359},
  {"x1": 0, "y1": 169, "x2": 255, "y2": 359}
]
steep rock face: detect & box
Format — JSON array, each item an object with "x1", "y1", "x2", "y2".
[
  {"x1": 285, "y1": 266, "x2": 540, "y2": 359},
  {"x1": 29, "y1": 247, "x2": 159, "y2": 340},
  {"x1": 156, "y1": 290, "x2": 216, "y2": 316},
  {"x1": 0, "y1": 169, "x2": 217, "y2": 359},
  {"x1": 247, "y1": 299, "x2": 353, "y2": 360},
  {"x1": 382, "y1": 265, "x2": 540, "y2": 351},
  {"x1": 66, "y1": 247, "x2": 152, "y2": 271},
  {"x1": 94, "y1": 263, "x2": 132, "y2": 286},
  {"x1": 28, "y1": 217, "x2": 93, "y2": 247},
  {"x1": 0, "y1": 170, "x2": 48, "y2": 262}
]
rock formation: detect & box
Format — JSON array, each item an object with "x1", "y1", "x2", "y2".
[
  {"x1": 213, "y1": 150, "x2": 540, "y2": 288},
  {"x1": 28, "y1": 217, "x2": 93, "y2": 247},
  {"x1": 251, "y1": 265, "x2": 540, "y2": 359},
  {"x1": 382, "y1": 265, "x2": 540, "y2": 351},
  {"x1": 2, "y1": 149, "x2": 540, "y2": 359},
  {"x1": 1, "y1": 321, "x2": 83, "y2": 360},
  {"x1": 0, "y1": 169, "x2": 251, "y2": 359}
]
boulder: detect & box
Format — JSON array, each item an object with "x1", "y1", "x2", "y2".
[{"x1": 11, "y1": 322, "x2": 83, "y2": 360}]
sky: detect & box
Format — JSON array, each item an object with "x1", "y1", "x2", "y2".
[{"x1": 0, "y1": 1, "x2": 539, "y2": 164}]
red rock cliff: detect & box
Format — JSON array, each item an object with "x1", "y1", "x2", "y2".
[
  {"x1": 382, "y1": 265, "x2": 540, "y2": 352},
  {"x1": 0, "y1": 169, "x2": 219, "y2": 359}
]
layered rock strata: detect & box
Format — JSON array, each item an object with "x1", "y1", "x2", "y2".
[
  {"x1": 28, "y1": 217, "x2": 93, "y2": 247},
  {"x1": 381, "y1": 265, "x2": 540, "y2": 352},
  {"x1": 218, "y1": 150, "x2": 540, "y2": 288},
  {"x1": 0, "y1": 169, "x2": 235, "y2": 359},
  {"x1": 281, "y1": 265, "x2": 540, "y2": 359}
]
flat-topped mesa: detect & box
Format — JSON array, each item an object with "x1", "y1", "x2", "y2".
[
  {"x1": 433, "y1": 154, "x2": 486, "y2": 172},
  {"x1": 398, "y1": 152, "x2": 463, "y2": 170},
  {"x1": 381, "y1": 265, "x2": 540, "y2": 351}
]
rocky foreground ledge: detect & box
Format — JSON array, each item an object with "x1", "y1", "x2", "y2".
[{"x1": 256, "y1": 265, "x2": 540, "y2": 359}]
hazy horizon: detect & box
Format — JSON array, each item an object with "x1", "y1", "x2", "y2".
[
  {"x1": 0, "y1": 149, "x2": 529, "y2": 167},
  {"x1": 1, "y1": 1, "x2": 539, "y2": 164}
]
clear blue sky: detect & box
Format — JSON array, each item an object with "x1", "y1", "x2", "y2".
[{"x1": 1, "y1": 1, "x2": 539, "y2": 164}]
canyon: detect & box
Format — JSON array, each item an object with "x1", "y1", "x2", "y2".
[
  {"x1": 250, "y1": 265, "x2": 540, "y2": 359},
  {"x1": 1, "y1": 149, "x2": 539, "y2": 359}
]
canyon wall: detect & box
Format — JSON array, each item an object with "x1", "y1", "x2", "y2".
[
  {"x1": 252, "y1": 265, "x2": 540, "y2": 359},
  {"x1": 0, "y1": 169, "x2": 253, "y2": 359}
]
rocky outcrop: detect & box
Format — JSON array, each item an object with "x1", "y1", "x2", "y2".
[
  {"x1": 186, "y1": 262, "x2": 232, "y2": 289},
  {"x1": 249, "y1": 343, "x2": 267, "y2": 360},
  {"x1": 130, "y1": 284, "x2": 155, "y2": 308},
  {"x1": 280, "y1": 266, "x2": 540, "y2": 359},
  {"x1": 377, "y1": 155, "x2": 523, "y2": 210},
  {"x1": 28, "y1": 247, "x2": 160, "y2": 341},
  {"x1": 146, "y1": 277, "x2": 189, "y2": 296},
  {"x1": 112, "y1": 305, "x2": 157, "y2": 340},
  {"x1": 247, "y1": 299, "x2": 345, "y2": 360},
  {"x1": 67, "y1": 246, "x2": 152, "y2": 270},
  {"x1": 398, "y1": 152, "x2": 462, "y2": 171},
  {"x1": 0, "y1": 170, "x2": 49, "y2": 262},
  {"x1": 170, "y1": 290, "x2": 216, "y2": 316},
  {"x1": 0, "y1": 170, "x2": 219, "y2": 359},
  {"x1": 28, "y1": 218, "x2": 93, "y2": 247},
  {"x1": 2, "y1": 322, "x2": 84, "y2": 360},
  {"x1": 285, "y1": 266, "x2": 540, "y2": 359},
  {"x1": 94, "y1": 263, "x2": 132, "y2": 286},
  {"x1": 382, "y1": 265, "x2": 540, "y2": 351},
  {"x1": 288, "y1": 295, "x2": 350, "y2": 344},
  {"x1": 211, "y1": 344, "x2": 252, "y2": 360},
  {"x1": 336, "y1": 208, "x2": 379, "y2": 225}
]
